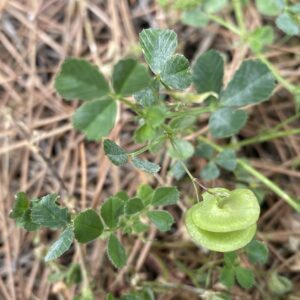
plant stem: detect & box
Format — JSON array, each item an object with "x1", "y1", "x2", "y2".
[
  {"x1": 232, "y1": 0, "x2": 246, "y2": 35},
  {"x1": 197, "y1": 136, "x2": 300, "y2": 211},
  {"x1": 206, "y1": 13, "x2": 241, "y2": 35},
  {"x1": 230, "y1": 128, "x2": 300, "y2": 149}
]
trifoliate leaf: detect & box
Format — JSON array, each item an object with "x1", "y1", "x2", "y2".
[
  {"x1": 107, "y1": 233, "x2": 127, "y2": 269},
  {"x1": 151, "y1": 187, "x2": 179, "y2": 206},
  {"x1": 100, "y1": 197, "x2": 124, "y2": 229},
  {"x1": 215, "y1": 149, "x2": 237, "y2": 171},
  {"x1": 45, "y1": 227, "x2": 74, "y2": 261},
  {"x1": 147, "y1": 211, "x2": 174, "y2": 232},
  {"x1": 193, "y1": 50, "x2": 224, "y2": 94},
  {"x1": 31, "y1": 194, "x2": 70, "y2": 229},
  {"x1": 112, "y1": 59, "x2": 151, "y2": 96},
  {"x1": 104, "y1": 139, "x2": 128, "y2": 166},
  {"x1": 220, "y1": 60, "x2": 275, "y2": 107},
  {"x1": 55, "y1": 58, "x2": 109, "y2": 101},
  {"x1": 9, "y1": 192, "x2": 29, "y2": 219},
  {"x1": 132, "y1": 219, "x2": 149, "y2": 233},
  {"x1": 125, "y1": 198, "x2": 144, "y2": 215},
  {"x1": 209, "y1": 108, "x2": 248, "y2": 138},
  {"x1": 73, "y1": 209, "x2": 104, "y2": 243},
  {"x1": 200, "y1": 161, "x2": 220, "y2": 181},
  {"x1": 220, "y1": 266, "x2": 235, "y2": 288},
  {"x1": 139, "y1": 29, "x2": 177, "y2": 74},
  {"x1": 132, "y1": 157, "x2": 161, "y2": 174},
  {"x1": 276, "y1": 13, "x2": 300, "y2": 36},
  {"x1": 235, "y1": 267, "x2": 255, "y2": 289},
  {"x1": 168, "y1": 138, "x2": 195, "y2": 160},
  {"x1": 72, "y1": 98, "x2": 117, "y2": 141},
  {"x1": 137, "y1": 184, "x2": 154, "y2": 206},
  {"x1": 161, "y1": 54, "x2": 192, "y2": 90},
  {"x1": 245, "y1": 240, "x2": 269, "y2": 264}
]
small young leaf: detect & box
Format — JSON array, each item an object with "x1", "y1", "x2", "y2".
[
  {"x1": 215, "y1": 149, "x2": 237, "y2": 171},
  {"x1": 169, "y1": 115, "x2": 197, "y2": 130},
  {"x1": 112, "y1": 59, "x2": 151, "y2": 96},
  {"x1": 55, "y1": 58, "x2": 109, "y2": 101},
  {"x1": 276, "y1": 13, "x2": 300, "y2": 36},
  {"x1": 147, "y1": 211, "x2": 174, "y2": 232},
  {"x1": 224, "y1": 252, "x2": 237, "y2": 266},
  {"x1": 209, "y1": 108, "x2": 248, "y2": 138},
  {"x1": 45, "y1": 227, "x2": 74, "y2": 261},
  {"x1": 200, "y1": 161, "x2": 220, "y2": 181},
  {"x1": 181, "y1": 7, "x2": 209, "y2": 28},
  {"x1": 139, "y1": 29, "x2": 177, "y2": 74},
  {"x1": 195, "y1": 142, "x2": 214, "y2": 159},
  {"x1": 245, "y1": 240, "x2": 269, "y2": 264},
  {"x1": 74, "y1": 209, "x2": 104, "y2": 243},
  {"x1": 107, "y1": 233, "x2": 127, "y2": 269},
  {"x1": 160, "y1": 54, "x2": 192, "y2": 90},
  {"x1": 220, "y1": 60, "x2": 275, "y2": 107},
  {"x1": 235, "y1": 267, "x2": 255, "y2": 289},
  {"x1": 134, "y1": 124, "x2": 156, "y2": 143},
  {"x1": 193, "y1": 50, "x2": 224, "y2": 94},
  {"x1": 72, "y1": 98, "x2": 117, "y2": 141},
  {"x1": 134, "y1": 80, "x2": 159, "y2": 107},
  {"x1": 101, "y1": 197, "x2": 124, "y2": 228},
  {"x1": 31, "y1": 194, "x2": 70, "y2": 229},
  {"x1": 145, "y1": 105, "x2": 167, "y2": 128},
  {"x1": 255, "y1": 0, "x2": 284, "y2": 16},
  {"x1": 220, "y1": 266, "x2": 235, "y2": 288},
  {"x1": 9, "y1": 192, "x2": 29, "y2": 219},
  {"x1": 132, "y1": 219, "x2": 149, "y2": 233},
  {"x1": 248, "y1": 26, "x2": 274, "y2": 53},
  {"x1": 125, "y1": 198, "x2": 144, "y2": 215},
  {"x1": 115, "y1": 191, "x2": 129, "y2": 202},
  {"x1": 132, "y1": 157, "x2": 161, "y2": 174},
  {"x1": 104, "y1": 139, "x2": 128, "y2": 166},
  {"x1": 137, "y1": 184, "x2": 154, "y2": 206},
  {"x1": 168, "y1": 138, "x2": 195, "y2": 160},
  {"x1": 268, "y1": 272, "x2": 293, "y2": 295},
  {"x1": 151, "y1": 187, "x2": 179, "y2": 206}
]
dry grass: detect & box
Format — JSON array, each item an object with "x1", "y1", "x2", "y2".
[{"x1": 0, "y1": 1, "x2": 300, "y2": 299}]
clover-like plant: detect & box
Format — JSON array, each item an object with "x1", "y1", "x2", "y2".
[{"x1": 10, "y1": 27, "x2": 287, "y2": 297}]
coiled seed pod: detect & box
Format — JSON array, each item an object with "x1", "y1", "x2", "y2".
[{"x1": 185, "y1": 188, "x2": 260, "y2": 252}]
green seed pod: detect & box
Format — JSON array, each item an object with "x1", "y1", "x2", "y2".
[{"x1": 185, "y1": 188, "x2": 260, "y2": 252}]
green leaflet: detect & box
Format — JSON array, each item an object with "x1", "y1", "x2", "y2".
[
  {"x1": 193, "y1": 50, "x2": 224, "y2": 94},
  {"x1": 147, "y1": 210, "x2": 174, "y2": 232},
  {"x1": 104, "y1": 139, "x2": 128, "y2": 166},
  {"x1": 45, "y1": 227, "x2": 74, "y2": 261},
  {"x1": 160, "y1": 54, "x2": 192, "y2": 90},
  {"x1": 209, "y1": 108, "x2": 248, "y2": 138},
  {"x1": 72, "y1": 98, "x2": 117, "y2": 141},
  {"x1": 220, "y1": 60, "x2": 275, "y2": 107},
  {"x1": 73, "y1": 209, "x2": 104, "y2": 243},
  {"x1": 55, "y1": 58, "x2": 110, "y2": 101},
  {"x1": 132, "y1": 157, "x2": 161, "y2": 174},
  {"x1": 31, "y1": 194, "x2": 70, "y2": 229},
  {"x1": 112, "y1": 59, "x2": 151, "y2": 96},
  {"x1": 139, "y1": 28, "x2": 177, "y2": 74},
  {"x1": 107, "y1": 234, "x2": 127, "y2": 269}
]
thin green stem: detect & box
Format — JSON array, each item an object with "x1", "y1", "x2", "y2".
[
  {"x1": 230, "y1": 128, "x2": 300, "y2": 149},
  {"x1": 232, "y1": 0, "x2": 246, "y2": 35},
  {"x1": 206, "y1": 13, "x2": 241, "y2": 35},
  {"x1": 197, "y1": 136, "x2": 300, "y2": 211}
]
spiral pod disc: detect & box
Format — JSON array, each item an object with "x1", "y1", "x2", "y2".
[{"x1": 185, "y1": 188, "x2": 260, "y2": 252}]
